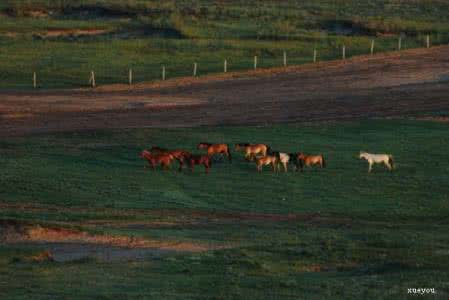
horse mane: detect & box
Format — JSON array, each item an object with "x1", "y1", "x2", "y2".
[
  {"x1": 237, "y1": 143, "x2": 250, "y2": 147},
  {"x1": 150, "y1": 146, "x2": 167, "y2": 151},
  {"x1": 199, "y1": 142, "x2": 212, "y2": 146}
]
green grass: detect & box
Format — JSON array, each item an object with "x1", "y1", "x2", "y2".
[
  {"x1": 1, "y1": 119, "x2": 449, "y2": 298},
  {"x1": 1, "y1": 0, "x2": 449, "y2": 89},
  {"x1": 1, "y1": 119, "x2": 448, "y2": 217}
]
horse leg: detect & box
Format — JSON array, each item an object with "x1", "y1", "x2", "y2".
[
  {"x1": 226, "y1": 150, "x2": 232, "y2": 162},
  {"x1": 368, "y1": 161, "x2": 372, "y2": 173},
  {"x1": 283, "y1": 162, "x2": 288, "y2": 172}
]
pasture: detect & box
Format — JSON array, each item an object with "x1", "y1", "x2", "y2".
[
  {"x1": 1, "y1": 0, "x2": 449, "y2": 89},
  {"x1": 1, "y1": 118, "x2": 449, "y2": 299}
]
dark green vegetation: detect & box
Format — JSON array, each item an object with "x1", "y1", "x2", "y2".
[
  {"x1": 1, "y1": 119, "x2": 449, "y2": 299},
  {"x1": 1, "y1": 0, "x2": 449, "y2": 89}
]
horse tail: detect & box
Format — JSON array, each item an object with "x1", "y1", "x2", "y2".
[
  {"x1": 321, "y1": 155, "x2": 326, "y2": 168},
  {"x1": 266, "y1": 145, "x2": 272, "y2": 155},
  {"x1": 207, "y1": 156, "x2": 212, "y2": 168},
  {"x1": 275, "y1": 152, "x2": 281, "y2": 160},
  {"x1": 227, "y1": 145, "x2": 232, "y2": 162},
  {"x1": 389, "y1": 155, "x2": 395, "y2": 169}
]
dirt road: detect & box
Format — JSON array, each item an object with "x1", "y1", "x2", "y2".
[{"x1": 1, "y1": 45, "x2": 448, "y2": 137}]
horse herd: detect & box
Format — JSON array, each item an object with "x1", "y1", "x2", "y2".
[{"x1": 140, "y1": 142, "x2": 394, "y2": 174}]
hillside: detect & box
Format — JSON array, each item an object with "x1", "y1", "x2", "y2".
[
  {"x1": 0, "y1": 0, "x2": 448, "y2": 89},
  {"x1": 1, "y1": 45, "x2": 448, "y2": 136}
]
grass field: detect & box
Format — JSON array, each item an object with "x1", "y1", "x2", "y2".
[
  {"x1": 1, "y1": 119, "x2": 449, "y2": 299},
  {"x1": 1, "y1": 0, "x2": 449, "y2": 89}
]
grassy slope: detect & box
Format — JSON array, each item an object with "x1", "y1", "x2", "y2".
[
  {"x1": 0, "y1": 0, "x2": 449, "y2": 89},
  {"x1": 1, "y1": 119, "x2": 449, "y2": 299}
]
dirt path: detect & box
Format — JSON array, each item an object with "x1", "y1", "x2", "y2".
[{"x1": 1, "y1": 46, "x2": 449, "y2": 137}]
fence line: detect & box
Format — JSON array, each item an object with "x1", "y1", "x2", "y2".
[{"x1": 27, "y1": 34, "x2": 446, "y2": 89}]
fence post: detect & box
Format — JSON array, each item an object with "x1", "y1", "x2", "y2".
[
  {"x1": 283, "y1": 51, "x2": 287, "y2": 67},
  {"x1": 33, "y1": 72, "x2": 37, "y2": 89},
  {"x1": 128, "y1": 69, "x2": 133, "y2": 85},
  {"x1": 398, "y1": 37, "x2": 402, "y2": 51},
  {"x1": 313, "y1": 49, "x2": 317, "y2": 63},
  {"x1": 342, "y1": 45, "x2": 346, "y2": 60},
  {"x1": 193, "y1": 62, "x2": 197, "y2": 77},
  {"x1": 224, "y1": 59, "x2": 227, "y2": 73},
  {"x1": 370, "y1": 39, "x2": 375, "y2": 55},
  {"x1": 162, "y1": 66, "x2": 166, "y2": 80},
  {"x1": 426, "y1": 35, "x2": 430, "y2": 48},
  {"x1": 254, "y1": 56, "x2": 257, "y2": 70},
  {"x1": 89, "y1": 71, "x2": 96, "y2": 88}
]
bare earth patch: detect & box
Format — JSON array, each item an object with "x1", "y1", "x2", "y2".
[
  {"x1": 416, "y1": 116, "x2": 449, "y2": 123},
  {"x1": 36, "y1": 28, "x2": 110, "y2": 38},
  {"x1": 1, "y1": 45, "x2": 449, "y2": 137},
  {"x1": 1, "y1": 220, "x2": 227, "y2": 262}
]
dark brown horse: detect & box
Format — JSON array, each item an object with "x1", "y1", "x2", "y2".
[
  {"x1": 198, "y1": 143, "x2": 232, "y2": 162},
  {"x1": 188, "y1": 155, "x2": 212, "y2": 174},
  {"x1": 149, "y1": 146, "x2": 191, "y2": 171},
  {"x1": 289, "y1": 153, "x2": 304, "y2": 172},
  {"x1": 140, "y1": 150, "x2": 174, "y2": 170}
]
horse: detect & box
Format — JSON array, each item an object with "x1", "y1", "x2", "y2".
[
  {"x1": 198, "y1": 143, "x2": 232, "y2": 162},
  {"x1": 296, "y1": 153, "x2": 326, "y2": 170},
  {"x1": 359, "y1": 151, "x2": 394, "y2": 173},
  {"x1": 140, "y1": 150, "x2": 174, "y2": 170},
  {"x1": 277, "y1": 152, "x2": 290, "y2": 172},
  {"x1": 269, "y1": 150, "x2": 290, "y2": 172},
  {"x1": 149, "y1": 146, "x2": 191, "y2": 171},
  {"x1": 188, "y1": 155, "x2": 212, "y2": 174},
  {"x1": 235, "y1": 143, "x2": 269, "y2": 161},
  {"x1": 289, "y1": 153, "x2": 305, "y2": 172},
  {"x1": 254, "y1": 155, "x2": 278, "y2": 172}
]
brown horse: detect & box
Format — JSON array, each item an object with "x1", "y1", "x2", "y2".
[
  {"x1": 254, "y1": 155, "x2": 278, "y2": 172},
  {"x1": 295, "y1": 152, "x2": 326, "y2": 171},
  {"x1": 140, "y1": 150, "x2": 174, "y2": 170},
  {"x1": 189, "y1": 155, "x2": 212, "y2": 174},
  {"x1": 198, "y1": 143, "x2": 232, "y2": 162},
  {"x1": 235, "y1": 143, "x2": 269, "y2": 161},
  {"x1": 149, "y1": 146, "x2": 191, "y2": 171}
]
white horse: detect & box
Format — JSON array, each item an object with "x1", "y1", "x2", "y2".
[
  {"x1": 359, "y1": 152, "x2": 395, "y2": 173},
  {"x1": 278, "y1": 152, "x2": 290, "y2": 172}
]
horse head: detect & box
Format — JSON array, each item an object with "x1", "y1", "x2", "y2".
[
  {"x1": 198, "y1": 143, "x2": 211, "y2": 149},
  {"x1": 141, "y1": 150, "x2": 151, "y2": 158}
]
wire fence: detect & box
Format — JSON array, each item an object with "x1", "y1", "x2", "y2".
[{"x1": 24, "y1": 33, "x2": 449, "y2": 90}]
